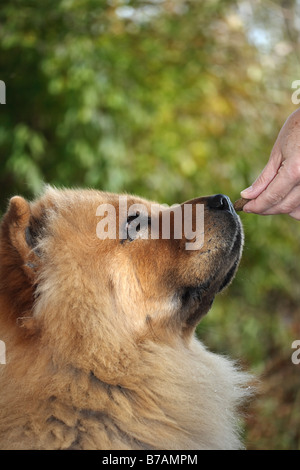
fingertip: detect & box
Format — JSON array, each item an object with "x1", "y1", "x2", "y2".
[{"x1": 240, "y1": 186, "x2": 253, "y2": 197}]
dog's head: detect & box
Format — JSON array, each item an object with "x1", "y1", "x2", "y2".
[{"x1": 0, "y1": 187, "x2": 243, "y2": 381}]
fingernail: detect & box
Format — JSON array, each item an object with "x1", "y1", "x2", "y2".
[{"x1": 240, "y1": 185, "x2": 253, "y2": 197}]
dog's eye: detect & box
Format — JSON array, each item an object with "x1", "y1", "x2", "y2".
[
  {"x1": 126, "y1": 213, "x2": 141, "y2": 242},
  {"x1": 124, "y1": 212, "x2": 151, "y2": 242},
  {"x1": 126, "y1": 213, "x2": 141, "y2": 232}
]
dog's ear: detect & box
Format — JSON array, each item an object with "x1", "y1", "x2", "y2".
[
  {"x1": 0, "y1": 196, "x2": 41, "y2": 330},
  {"x1": 4, "y1": 196, "x2": 39, "y2": 280}
]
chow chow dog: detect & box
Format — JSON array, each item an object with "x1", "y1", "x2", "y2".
[{"x1": 0, "y1": 187, "x2": 252, "y2": 450}]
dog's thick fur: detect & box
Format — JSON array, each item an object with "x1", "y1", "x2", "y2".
[{"x1": 0, "y1": 187, "x2": 252, "y2": 450}]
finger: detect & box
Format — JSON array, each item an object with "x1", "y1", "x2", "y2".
[
  {"x1": 242, "y1": 162, "x2": 295, "y2": 214},
  {"x1": 289, "y1": 206, "x2": 300, "y2": 221},
  {"x1": 250, "y1": 184, "x2": 300, "y2": 215},
  {"x1": 241, "y1": 148, "x2": 282, "y2": 199},
  {"x1": 261, "y1": 203, "x2": 300, "y2": 220}
]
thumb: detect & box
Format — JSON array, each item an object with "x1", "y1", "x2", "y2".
[{"x1": 241, "y1": 149, "x2": 282, "y2": 199}]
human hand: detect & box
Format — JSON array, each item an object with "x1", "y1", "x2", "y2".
[{"x1": 240, "y1": 108, "x2": 300, "y2": 220}]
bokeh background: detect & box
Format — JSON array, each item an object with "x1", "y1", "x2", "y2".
[{"x1": 1, "y1": 0, "x2": 300, "y2": 449}]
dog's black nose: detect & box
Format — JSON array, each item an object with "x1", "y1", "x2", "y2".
[{"x1": 207, "y1": 194, "x2": 232, "y2": 212}]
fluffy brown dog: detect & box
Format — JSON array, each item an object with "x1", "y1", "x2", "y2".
[{"x1": 0, "y1": 187, "x2": 252, "y2": 450}]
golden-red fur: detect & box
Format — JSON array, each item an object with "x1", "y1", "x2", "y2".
[{"x1": 0, "y1": 187, "x2": 253, "y2": 449}]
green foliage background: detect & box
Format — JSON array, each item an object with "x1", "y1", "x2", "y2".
[{"x1": 1, "y1": 0, "x2": 300, "y2": 449}]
